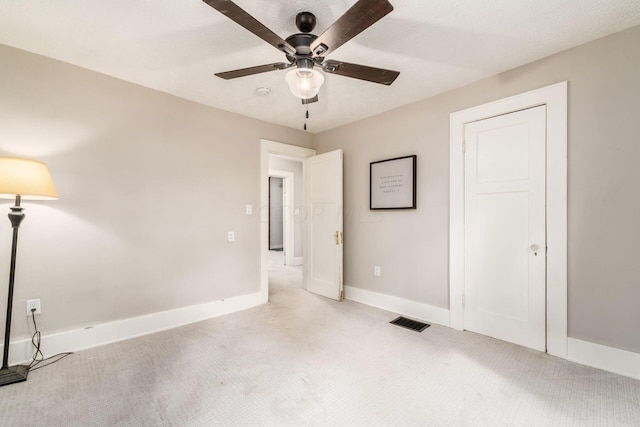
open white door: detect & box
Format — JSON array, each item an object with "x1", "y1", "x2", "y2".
[{"x1": 303, "y1": 149, "x2": 343, "y2": 301}]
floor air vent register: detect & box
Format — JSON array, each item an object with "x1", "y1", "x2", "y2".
[{"x1": 390, "y1": 316, "x2": 430, "y2": 332}]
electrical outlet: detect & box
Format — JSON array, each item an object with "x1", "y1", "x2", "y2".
[
  {"x1": 26, "y1": 299, "x2": 41, "y2": 315},
  {"x1": 374, "y1": 266, "x2": 381, "y2": 277},
  {"x1": 246, "y1": 204, "x2": 253, "y2": 215},
  {"x1": 227, "y1": 231, "x2": 235, "y2": 242}
]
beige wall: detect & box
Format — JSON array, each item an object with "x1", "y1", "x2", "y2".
[
  {"x1": 0, "y1": 44, "x2": 313, "y2": 340},
  {"x1": 315, "y1": 25, "x2": 640, "y2": 354}
]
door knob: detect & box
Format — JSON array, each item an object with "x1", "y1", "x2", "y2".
[{"x1": 530, "y1": 244, "x2": 539, "y2": 256}]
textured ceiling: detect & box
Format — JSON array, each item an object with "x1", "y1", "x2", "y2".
[{"x1": 1, "y1": 0, "x2": 640, "y2": 133}]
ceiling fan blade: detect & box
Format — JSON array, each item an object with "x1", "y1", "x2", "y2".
[
  {"x1": 215, "y1": 62, "x2": 293, "y2": 79},
  {"x1": 310, "y1": 0, "x2": 393, "y2": 58},
  {"x1": 302, "y1": 95, "x2": 319, "y2": 105},
  {"x1": 322, "y1": 60, "x2": 399, "y2": 85},
  {"x1": 202, "y1": 0, "x2": 296, "y2": 55}
]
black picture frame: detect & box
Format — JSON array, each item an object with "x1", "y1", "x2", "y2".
[{"x1": 370, "y1": 155, "x2": 417, "y2": 210}]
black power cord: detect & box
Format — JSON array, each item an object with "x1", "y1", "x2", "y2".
[{"x1": 27, "y1": 308, "x2": 73, "y2": 372}]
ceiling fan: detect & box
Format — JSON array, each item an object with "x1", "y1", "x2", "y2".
[{"x1": 202, "y1": 0, "x2": 400, "y2": 104}]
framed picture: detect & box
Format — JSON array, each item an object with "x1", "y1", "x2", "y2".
[{"x1": 370, "y1": 155, "x2": 417, "y2": 210}]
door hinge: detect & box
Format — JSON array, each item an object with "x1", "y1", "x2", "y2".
[{"x1": 335, "y1": 230, "x2": 343, "y2": 245}]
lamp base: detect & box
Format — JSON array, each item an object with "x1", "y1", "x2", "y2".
[{"x1": 0, "y1": 364, "x2": 29, "y2": 387}]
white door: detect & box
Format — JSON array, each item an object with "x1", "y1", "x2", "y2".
[
  {"x1": 463, "y1": 106, "x2": 546, "y2": 351},
  {"x1": 303, "y1": 149, "x2": 343, "y2": 301}
]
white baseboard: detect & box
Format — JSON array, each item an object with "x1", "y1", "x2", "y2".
[
  {"x1": 292, "y1": 257, "x2": 303, "y2": 266},
  {"x1": 6, "y1": 291, "x2": 263, "y2": 365},
  {"x1": 567, "y1": 338, "x2": 640, "y2": 380},
  {"x1": 344, "y1": 285, "x2": 450, "y2": 327}
]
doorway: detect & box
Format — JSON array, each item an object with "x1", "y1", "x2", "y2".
[
  {"x1": 449, "y1": 82, "x2": 568, "y2": 357},
  {"x1": 260, "y1": 140, "x2": 316, "y2": 304},
  {"x1": 268, "y1": 167, "x2": 300, "y2": 302}
]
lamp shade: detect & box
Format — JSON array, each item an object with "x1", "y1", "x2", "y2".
[
  {"x1": 285, "y1": 67, "x2": 325, "y2": 99},
  {"x1": 0, "y1": 157, "x2": 58, "y2": 200}
]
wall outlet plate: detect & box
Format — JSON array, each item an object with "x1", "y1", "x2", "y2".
[
  {"x1": 26, "y1": 299, "x2": 41, "y2": 315},
  {"x1": 374, "y1": 266, "x2": 381, "y2": 276}
]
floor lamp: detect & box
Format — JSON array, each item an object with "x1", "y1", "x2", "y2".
[{"x1": 0, "y1": 157, "x2": 58, "y2": 387}]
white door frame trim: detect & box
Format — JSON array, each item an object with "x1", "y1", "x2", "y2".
[
  {"x1": 268, "y1": 169, "x2": 294, "y2": 265},
  {"x1": 260, "y1": 140, "x2": 316, "y2": 304},
  {"x1": 449, "y1": 81, "x2": 568, "y2": 358}
]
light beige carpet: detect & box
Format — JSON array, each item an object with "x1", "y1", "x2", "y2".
[{"x1": 1, "y1": 252, "x2": 639, "y2": 426}]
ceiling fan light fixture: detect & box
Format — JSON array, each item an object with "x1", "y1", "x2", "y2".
[{"x1": 285, "y1": 67, "x2": 324, "y2": 99}]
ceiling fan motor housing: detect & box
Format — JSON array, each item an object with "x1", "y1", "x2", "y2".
[
  {"x1": 284, "y1": 33, "x2": 319, "y2": 64},
  {"x1": 285, "y1": 33, "x2": 316, "y2": 53}
]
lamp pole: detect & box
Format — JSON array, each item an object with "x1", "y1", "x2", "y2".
[
  {"x1": 0, "y1": 195, "x2": 29, "y2": 385},
  {"x1": 2, "y1": 195, "x2": 24, "y2": 369}
]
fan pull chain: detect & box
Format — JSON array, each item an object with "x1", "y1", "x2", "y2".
[{"x1": 303, "y1": 103, "x2": 309, "y2": 131}]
